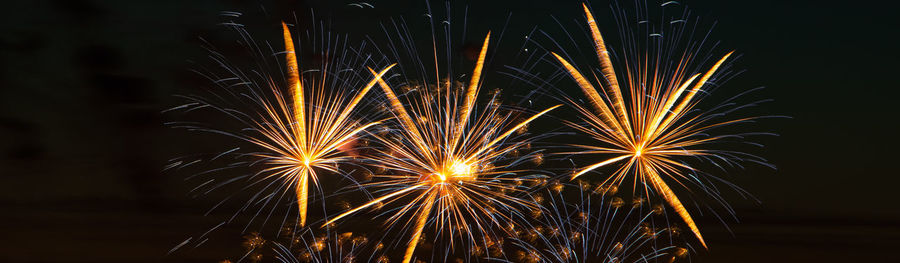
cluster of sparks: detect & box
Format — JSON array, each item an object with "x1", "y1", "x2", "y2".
[
  {"x1": 503, "y1": 183, "x2": 687, "y2": 263},
  {"x1": 552, "y1": 4, "x2": 754, "y2": 248},
  {"x1": 323, "y1": 33, "x2": 558, "y2": 263},
  {"x1": 247, "y1": 22, "x2": 396, "y2": 228},
  {"x1": 179, "y1": 2, "x2": 771, "y2": 262},
  {"x1": 275, "y1": 227, "x2": 389, "y2": 263}
]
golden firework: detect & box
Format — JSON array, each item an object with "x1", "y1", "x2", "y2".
[
  {"x1": 252, "y1": 22, "x2": 397, "y2": 227},
  {"x1": 323, "y1": 33, "x2": 559, "y2": 263},
  {"x1": 552, "y1": 4, "x2": 755, "y2": 248}
]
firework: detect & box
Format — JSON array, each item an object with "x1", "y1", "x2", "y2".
[
  {"x1": 276, "y1": 22, "x2": 396, "y2": 227},
  {"x1": 322, "y1": 31, "x2": 559, "y2": 263},
  {"x1": 550, "y1": 3, "x2": 770, "y2": 248},
  {"x1": 499, "y1": 182, "x2": 684, "y2": 263},
  {"x1": 214, "y1": 220, "x2": 388, "y2": 263},
  {"x1": 171, "y1": 18, "x2": 395, "y2": 229},
  {"x1": 272, "y1": 225, "x2": 389, "y2": 263}
]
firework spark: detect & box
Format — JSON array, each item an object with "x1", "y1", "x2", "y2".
[
  {"x1": 214, "y1": 219, "x2": 389, "y2": 263},
  {"x1": 322, "y1": 33, "x2": 559, "y2": 263},
  {"x1": 273, "y1": 225, "x2": 389, "y2": 263},
  {"x1": 173, "y1": 19, "x2": 397, "y2": 230},
  {"x1": 551, "y1": 3, "x2": 767, "y2": 248},
  {"x1": 267, "y1": 22, "x2": 397, "y2": 227},
  {"x1": 500, "y1": 182, "x2": 682, "y2": 263}
]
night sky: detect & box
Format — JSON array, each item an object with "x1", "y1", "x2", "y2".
[{"x1": 1, "y1": 0, "x2": 898, "y2": 262}]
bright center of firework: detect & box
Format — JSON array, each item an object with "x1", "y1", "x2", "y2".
[
  {"x1": 434, "y1": 172, "x2": 447, "y2": 182},
  {"x1": 634, "y1": 147, "x2": 643, "y2": 157},
  {"x1": 432, "y1": 160, "x2": 475, "y2": 183},
  {"x1": 303, "y1": 158, "x2": 311, "y2": 167}
]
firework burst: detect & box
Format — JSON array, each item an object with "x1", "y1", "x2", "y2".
[
  {"x1": 275, "y1": 22, "x2": 396, "y2": 227},
  {"x1": 323, "y1": 31, "x2": 559, "y2": 263},
  {"x1": 170, "y1": 18, "x2": 395, "y2": 230},
  {"x1": 549, "y1": 3, "x2": 772, "y2": 248}
]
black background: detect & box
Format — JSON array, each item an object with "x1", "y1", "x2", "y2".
[{"x1": 1, "y1": 0, "x2": 898, "y2": 262}]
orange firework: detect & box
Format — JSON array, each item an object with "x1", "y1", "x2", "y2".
[
  {"x1": 323, "y1": 33, "x2": 559, "y2": 263},
  {"x1": 168, "y1": 18, "x2": 401, "y2": 254},
  {"x1": 270, "y1": 22, "x2": 398, "y2": 227},
  {"x1": 551, "y1": 3, "x2": 764, "y2": 248}
]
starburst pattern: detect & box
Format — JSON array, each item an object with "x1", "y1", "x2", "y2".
[
  {"x1": 174, "y1": 3, "x2": 774, "y2": 261},
  {"x1": 551, "y1": 3, "x2": 770, "y2": 248},
  {"x1": 171, "y1": 20, "x2": 396, "y2": 229},
  {"x1": 274, "y1": 22, "x2": 396, "y2": 227},
  {"x1": 323, "y1": 32, "x2": 559, "y2": 263}
]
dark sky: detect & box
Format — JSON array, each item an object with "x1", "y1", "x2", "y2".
[{"x1": 1, "y1": 0, "x2": 898, "y2": 262}]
